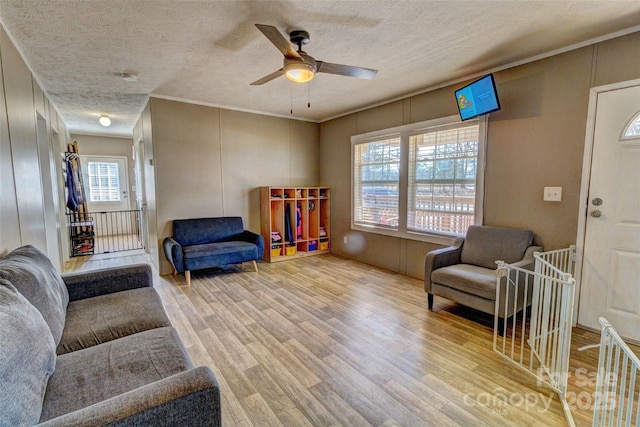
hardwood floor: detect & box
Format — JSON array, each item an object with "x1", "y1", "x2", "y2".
[{"x1": 65, "y1": 253, "x2": 632, "y2": 426}]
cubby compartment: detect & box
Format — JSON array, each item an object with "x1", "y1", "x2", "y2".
[
  {"x1": 283, "y1": 188, "x2": 296, "y2": 200},
  {"x1": 260, "y1": 186, "x2": 330, "y2": 262},
  {"x1": 270, "y1": 188, "x2": 283, "y2": 199}
]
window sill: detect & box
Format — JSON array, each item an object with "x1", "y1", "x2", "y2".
[{"x1": 351, "y1": 223, "x2": 457, "y2": 246}]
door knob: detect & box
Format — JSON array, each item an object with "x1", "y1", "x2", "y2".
[{"x1": 590, "y1": 210, "x2": 602, "y2": 218}]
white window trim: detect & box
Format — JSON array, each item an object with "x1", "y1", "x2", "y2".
[{"x1": 351, "y1": 114, "x2": 488, "y2": 245}]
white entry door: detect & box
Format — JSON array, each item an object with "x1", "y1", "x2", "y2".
[
  {"x1": 79, "y1": 155, "x2": 131, "y2": 235},
  {"x1": 578, "y1": 82, "x2": 640, "y2": 342}
]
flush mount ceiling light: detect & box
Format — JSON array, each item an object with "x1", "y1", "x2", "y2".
[
  {"x1": 99, "y1": 115, "x2": 111, "y2": 127},
  {"x1": 120, "y1": 72, "x2": 137, "y2": 82}
]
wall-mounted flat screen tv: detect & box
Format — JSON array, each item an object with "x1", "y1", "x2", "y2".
[{"x1": 455, "y1": 74, "x2": 501, "y2": 121}]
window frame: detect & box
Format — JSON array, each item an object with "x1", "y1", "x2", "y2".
[
  {"x1": 351, "y1": 133, "x2": 402, "y2": 231},
  {"x1": 351, "y1": 114, "x2": 487, "y2": 245},
  {"x1": 87, "y1": 160, "x2": 122, "y2": 203}
]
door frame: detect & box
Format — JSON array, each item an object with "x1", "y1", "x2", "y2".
[{"x1": 574, "y1": 78, "x2": 640, "y2": 327}]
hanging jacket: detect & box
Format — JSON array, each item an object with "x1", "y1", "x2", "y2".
[
  {"x1": 296, "y1": 203, "x2": 302, "y2": 239},
  {"x1": 65, "y1": 159, "x2": 78, "y2": 211}
]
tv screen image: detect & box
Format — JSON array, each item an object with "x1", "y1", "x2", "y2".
[{"x1": 455, "y1": 74, "x2": 501, "y2": 121}]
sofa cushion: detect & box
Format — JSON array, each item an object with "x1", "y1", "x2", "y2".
[
  {"x1": 57, "y1": 287, "x2": 172, "y2": 355},
  {"x1": 40, "y1": 327, "x2": 192, "y2": 422},
  {"x1": 460, "y1": 226, "x2": 533, "y2": 270},
  {"x1": 431, "y1": 263, "x2": 498, "y2": 300},
  {"x1": 183, "y1": 241, "x2": 260, "y2": 271},
  {"x1": 0, "y1": 245, "x2": 69, "y2": 344},
  {"x1": 0, "y1": 279, "x2": 56, "y2": 426},
  {"x1": 174, "y1": 217, "x2": 244, "y2": 246}
]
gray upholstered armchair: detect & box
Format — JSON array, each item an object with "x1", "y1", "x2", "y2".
[{"x1": 424, "y1": 225, "x2": 542, "y2": 321}]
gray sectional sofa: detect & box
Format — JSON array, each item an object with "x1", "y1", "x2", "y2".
[{"x1": 0, "y1": 245, "x2": 221, "y2": 426}]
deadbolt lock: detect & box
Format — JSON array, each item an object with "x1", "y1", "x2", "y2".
[{"x1": 592, "y1": 198, "x2": 603, "y2": 206}]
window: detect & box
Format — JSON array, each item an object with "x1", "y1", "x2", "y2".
[
  {"x1": 353, "y1": 135, "x2": 401, "y2": 229},
  {"x1": 623, "y1": 111, "x2": 640, "y2": 138},
  {"x1": 352, "y1": 115, "x2": 486, "y2": 242},
  {"x1": 408, "y1": 122, "x2": 479, "y2": 234},
  {"x1": 87, "y1": 161, "x2": 121, "y2": 202}
]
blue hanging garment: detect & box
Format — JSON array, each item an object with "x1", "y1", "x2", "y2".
[
  {"x1": 296, "y1": 203, "x2": 302, "y2": 239},
  {"x1": 284, "y1": 202, "x2": 294, "y2": 245},
  {"x1": 65, "y1": 159, "x2": 78, "y2": 212}
]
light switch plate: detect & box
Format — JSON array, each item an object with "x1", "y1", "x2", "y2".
[{"x1": 544, "y1": 186, "x2": 562, "y2": 202}]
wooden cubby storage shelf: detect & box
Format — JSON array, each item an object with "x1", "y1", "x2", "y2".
[{"x1": 260, "y1": 186, "x2": 330, "y2": 262}]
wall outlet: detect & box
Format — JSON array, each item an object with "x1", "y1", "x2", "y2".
[
  {"x1": 343, "y1": 236, "x2": 348, "y2": 244},
  {"x1": 543, "y1": 186, "x2": 562, "y2": 202}
]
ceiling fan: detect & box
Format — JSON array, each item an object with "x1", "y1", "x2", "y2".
[{"x1": 251, "y1": 24, "x2": 378, "y2": 85}]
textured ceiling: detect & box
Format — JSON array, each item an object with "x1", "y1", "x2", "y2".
[{"x1": 0, "y1": 1, "x2": 639, "y2": 137}]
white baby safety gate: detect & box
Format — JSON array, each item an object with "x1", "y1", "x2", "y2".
[
  {"x1": 592, "y1": 317, "x2": 640, "y2": 427},
  {"x1": 493, "y1": 246, "x2": 577, "y2": 426}
]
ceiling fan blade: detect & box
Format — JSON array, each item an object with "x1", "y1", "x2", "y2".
[
  {"x1": 255, "y1": 24, "x2": 301, "y2": 60},
  {"x1": 317, "y1": 61, "x2": 378, "y2": 79},
  {"x1": 250, "y1": 69, "x2": 284, "y2": 85}
]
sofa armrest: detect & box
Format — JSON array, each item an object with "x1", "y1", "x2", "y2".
[
  {"x1": 424, "y1": 237, "x2": 465, "y2": 292},
  {"x1": 163, "y1": 237, "x2": 184, "y2": 273},
  {"x1": 38, "y1": 367, "x2": 221, "y2": 427},
  {"x1": 61, "y1": 264, "x2": 153, "y2": 302},
  {"x1": 508, "y1": 245, "x2": 543, "y2": 271},
  {"x1": 238, "y1": 230, "x2": 265, "y2": 259}
]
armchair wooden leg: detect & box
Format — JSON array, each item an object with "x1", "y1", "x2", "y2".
[
  {"x1": 173, "y1": 268, "x2": 177, "y2": 276},
  {"x1": 252, "y1": 260, "x2": 258, "y2": 272},
  {"x1": 427, "y1": 293, "x2": 434, "y2": 310},
  {"x1": 185, "y1": 270, "x2": 191, "y2": 286}
]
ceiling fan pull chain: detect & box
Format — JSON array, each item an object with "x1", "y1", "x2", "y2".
[
  {"x1": 308, "y1": 82, "x2": 311, "y2": 109},
  {"x1": 290, "y1": 84, "x2": 294, "y2": 115}
]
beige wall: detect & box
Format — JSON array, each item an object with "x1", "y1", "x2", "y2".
[
  {"x1": 320, "y1": 31, "x2": 640, "y2": 279},
  {"x1": 0, "y1": 29, "x2": 20, "y2": 256},
  {"x1": 148, "y1": 98, "x2": 320, "y2": 274},
  {"x1": 0, "y1": 26, "x2": 69, "y2": 268}
]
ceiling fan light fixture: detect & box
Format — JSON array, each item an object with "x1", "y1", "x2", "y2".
[
  {"x1": 284, "y1": 62, "x2": 315, "y2": 83},
  {"x1": 99, "y1": 114, "x2": 111, "y2": 127}
]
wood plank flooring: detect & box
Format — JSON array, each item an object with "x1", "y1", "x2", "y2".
[{"x1": 65, "y1": 253, "x2": 637, "y2": 426}]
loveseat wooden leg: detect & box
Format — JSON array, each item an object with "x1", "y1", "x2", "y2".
[
  {"x1": 252, "y1": 260, "x2": 258, "y2": 272},
  {"x1": 427, "y1": 293, "x2": 434, "y2": 310},
  {"x1": 185, "y1": 270, "x2": 191, "y2": 286}
]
